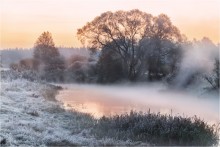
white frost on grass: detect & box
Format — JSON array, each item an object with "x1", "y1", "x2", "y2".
[{"x1": 0, "y1": 77, "x2": 132, "y2": 146}]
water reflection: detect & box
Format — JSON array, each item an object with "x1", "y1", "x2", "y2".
[{"x1": 56, "y1": 84, "x2": 219, "y2": 124}]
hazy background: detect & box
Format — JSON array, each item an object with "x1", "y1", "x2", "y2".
[{"x1": 0, "y1": 0, "x2": 219, "y2": 49}]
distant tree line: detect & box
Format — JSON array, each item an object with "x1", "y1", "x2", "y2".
[
  {"x1": 10, "y1": 31, "x2": 96, "y2": 83},
  {"x1": 9, "y1": 9, "x2": 219, "y2": 90}
]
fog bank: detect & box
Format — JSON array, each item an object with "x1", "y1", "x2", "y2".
[{"x1": 56, "y1": 83, "x2": 219, "y2": 124}]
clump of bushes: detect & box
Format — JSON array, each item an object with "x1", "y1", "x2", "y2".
[{"x1": 91, "y1": 111, "x2": 219, "y2": 146}]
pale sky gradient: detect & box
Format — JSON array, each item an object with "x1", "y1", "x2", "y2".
[{"x1": 0, "y1": 0, "x2": 219, "y2": 49}]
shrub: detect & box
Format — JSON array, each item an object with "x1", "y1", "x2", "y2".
[
  {"x1": 65, "y1": 54, "x2": 97, "y2": 83},
  {"x1": 91, "y1": 111, "x2": 219, "y2": 146}
]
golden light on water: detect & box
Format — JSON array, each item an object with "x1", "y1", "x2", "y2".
[{"x1": 56, "y1": 84, "x2": 219, "y2": 125}]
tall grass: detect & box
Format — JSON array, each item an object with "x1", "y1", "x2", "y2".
[{"x1": 91, "y1": 111, "x2": 219, "y2": 146}]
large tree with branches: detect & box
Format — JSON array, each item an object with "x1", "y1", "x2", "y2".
[{"x1": 77, "y1": 9, "x2": 184, "y2": 81}]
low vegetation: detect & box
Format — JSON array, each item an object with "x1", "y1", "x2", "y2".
[{"x1": 92, "y1": 111, "x2": 219, "y2": 146}]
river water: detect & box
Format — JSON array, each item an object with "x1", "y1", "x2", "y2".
[{"x1": 56, "y1": 83, "x2": 219, "y2": 124}]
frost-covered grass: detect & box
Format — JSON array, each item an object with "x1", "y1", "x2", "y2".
[
  {"x1": 0, "y1": 71, "x2": 132, "y2": 146},
  {"x1": 92, "y1": 111, "x2": 219, "y2": 146}
]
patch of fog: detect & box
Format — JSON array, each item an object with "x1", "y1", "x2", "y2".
[
  {"x1": 56, "y1": 83, "x2": 219, "y2": 124},
  {"x1": 174, "y1": 38, "x2": 219, "y2": 88}
]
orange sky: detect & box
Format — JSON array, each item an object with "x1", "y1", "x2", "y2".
[{"x1": 0, "y1": 0, "x2": 219, "y2": 49}]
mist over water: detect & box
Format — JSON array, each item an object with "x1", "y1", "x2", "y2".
[
  {"x1": 174, "y1": 38, "x2": 219, "y2": 88},
  {"x1": 56, "y1": 83, "x2": 219, "y2": 124}
]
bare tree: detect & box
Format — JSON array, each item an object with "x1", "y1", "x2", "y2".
[
  {"x1": 78, "y1": 9, "x2": 154, "y2": 80},
  {"x1": 77, "y1": 10, "x2": 183, "y2": 81}
]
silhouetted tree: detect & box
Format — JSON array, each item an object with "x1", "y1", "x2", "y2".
[
  {"x1": 33, "y1": 31, "x2": 65, "y2": 82},
  {"x1": 97, "y1": 43, "x2": 124, "y2": 83},
  {"x1": 34, "y1": 31, "x2": 60, "y2": 62},
  {"x1": 144, "y1": 14, "x2": 183, "y2": 80},
  {"x1": 205, "y1": 59, "x2": 220, "y2": 90},
  {"x1": 78, "y1": 10, "x2": 154, "y2": 81},
  {"x1": 77, "y1": 10, "x2": 183, "y2": 82}
]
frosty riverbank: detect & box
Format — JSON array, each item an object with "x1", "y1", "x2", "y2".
[
  {"x1": 0, "y1": 72, "x2": 132, "y2": 146},
  {"x1": 0, "y1": 71, "x2": 218, "y2": 146}
]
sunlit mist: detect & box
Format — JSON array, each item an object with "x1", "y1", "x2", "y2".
[{"x1": 57, "y1": 84, "x2": 219, "y2": 124}]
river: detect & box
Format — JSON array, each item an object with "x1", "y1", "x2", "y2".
[{"x1": 56, "y1": 83, "x2": 219, "y2": 124}]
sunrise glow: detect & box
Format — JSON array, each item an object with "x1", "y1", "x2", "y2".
[{"x1": 0, "y1": 0, "x2": 219, "y2": 48}]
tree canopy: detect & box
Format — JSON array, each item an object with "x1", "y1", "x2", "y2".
[
  {"x1": 77, "y1": 10, "x2": 184, "y2": 81},
  {"x1": 33, "y1": 31, "x2": 64, "y2": 82},
  {"x1": 33, "y1": 31, "x2": 60, "y2": 62}
]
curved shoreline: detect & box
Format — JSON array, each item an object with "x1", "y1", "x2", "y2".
[
  {"x1": 1, "y1": 71, "x2": 218, "y2": 146},
  {"x1": 0, "y1": 76, "x2": 131, "y2": 146}
]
